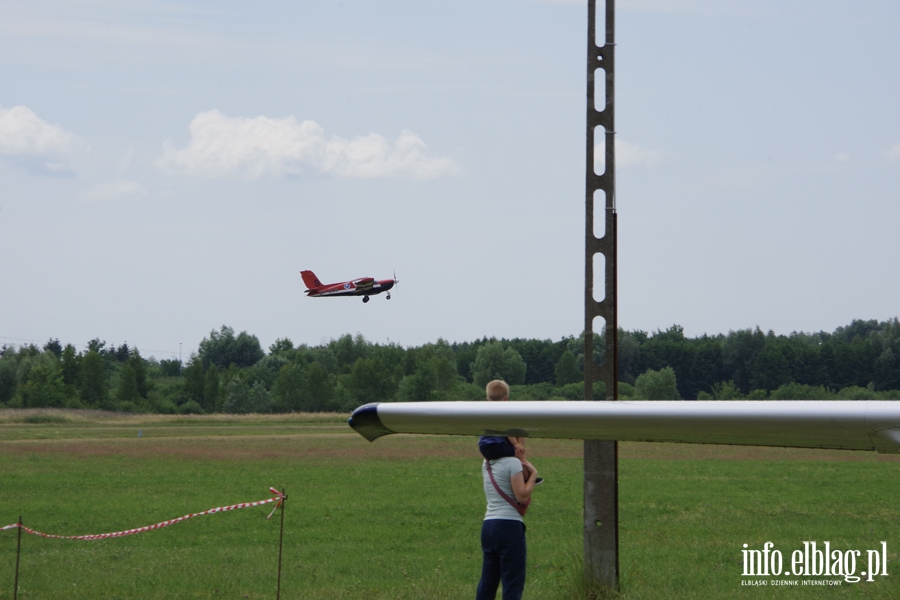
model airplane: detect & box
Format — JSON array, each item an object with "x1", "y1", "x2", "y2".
[
  {"x1": 301, "y1": 270, "x2": 397, "y2": 303},
  {"x1": 349, "y1": 400, "x2": 900, "y2": 454}
]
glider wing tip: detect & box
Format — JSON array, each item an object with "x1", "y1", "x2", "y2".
[
  {"x1": 871, "y1": 427, "x2": 900, "y2": 454},
  {"x1": 348, "y1": 402, "x2": 394, "y2": 442}
]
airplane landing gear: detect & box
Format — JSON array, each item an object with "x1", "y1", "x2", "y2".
[
  {"x1": 386, "y1": 293, "x2": 391, "y2": 300},
  {"x1": 362, "y1": 296, "x2": 370, "y2": 303}
]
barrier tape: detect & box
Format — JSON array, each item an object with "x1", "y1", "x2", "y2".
[{"x1": 2, "y1": 487, "x2": 284, "y2": 541}]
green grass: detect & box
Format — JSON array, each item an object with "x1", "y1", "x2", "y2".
[{"x1": 1, "y1": 410, "x2": 899, "y2": 599}]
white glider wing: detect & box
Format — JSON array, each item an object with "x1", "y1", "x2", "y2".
[{"x1": 348, "y1": 401, "x2": 900, "y2": 454}]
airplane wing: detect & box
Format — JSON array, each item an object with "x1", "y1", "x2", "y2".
[
  {"x1": 348, "y1": 400, "x2": 900, "y2": 454},
  {"x1": 354, "y1": 278, "x2": 375, "y2": 290}
]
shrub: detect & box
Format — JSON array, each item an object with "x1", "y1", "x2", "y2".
[{"x1": 178, "y1": 400, "x2": 204, "y2": 415}]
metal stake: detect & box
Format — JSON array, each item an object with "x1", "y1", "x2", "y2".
[
  {"x1": 14, "y1": 517, "x2": 22, "y2": 600},
  {"x1": 276, "y1": 489, "x2": 286, "y2": 600}
]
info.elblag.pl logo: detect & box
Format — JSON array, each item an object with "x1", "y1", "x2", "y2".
[{"x1": 742, "y1": 542, "x2": 889, "y2": 586}]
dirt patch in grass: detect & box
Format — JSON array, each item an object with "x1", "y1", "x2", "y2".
[
  {"x1": 4, "y1": 409, "x2": 899, "y2": 463},
  {"x1": 0, "y1": 408, "x2": 347, "y2": 426},
  {"x1": 4, "y1": 433, "x2": 899, "y2": 463},
  {"x1": 2, "y1": 435, "x2": 584, "y2": 461},
  {"x1": 617, "y1": 440, "x2": 900, "y2": 462}
]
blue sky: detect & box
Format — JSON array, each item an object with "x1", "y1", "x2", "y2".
[{"x1": 1, "y1": 0, "x2": 899, "y2": 360}]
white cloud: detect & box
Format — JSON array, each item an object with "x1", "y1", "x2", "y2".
[
  {"x1": 594, "y1": 138, "x2": 665, "y2": 171},
  {"x1": 78, "y1": 181, "x2": 147, "y2": 202},
  {"x1": 887, "y1": 144, "x2": 900, "y2": 161},
  {"x1": 0, "y1": 105, "x2": 76, "y2": 174},
  {"x1": 156, "y1": 110, "x2": 459, "y2": 180}
]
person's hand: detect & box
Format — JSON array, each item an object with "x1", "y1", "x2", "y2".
[
  {"x1": 515, "y1": 444, "x2": 527, "y2": 460},
  {"x1": 521, "y1": 461, "x2": 537, "y2": 482}
]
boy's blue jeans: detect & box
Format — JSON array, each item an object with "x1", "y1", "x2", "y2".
[{"x1": 476, "y1": 519, "x2": 526, "y2": 600}]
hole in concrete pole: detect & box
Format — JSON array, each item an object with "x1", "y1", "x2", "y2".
[
  {"x1": 594, "y1": 190, "x2": 606, "y2": 239},
  {"x1": 594, "y1": 0, "x2": 606, "y2": 47},
  {"x1": 594, "y1": 68, "x2": 606, "y2": 112},
  {"x1": 593, "y1": 316, "x2": 610, "y2": 361},
  {"x1": 593, "y1": 253, "x2": 606, "y2": 302},
  {"x1": 591, "y1": 316, "x2": 606, "y2": 341},
  {"x1": 593, "y1": 126, "x2": 606, "y2": 175},
  {"x1": 587, "y1": 317, "x2": 607, "y2": 397},
  {"x1": 595, "y1": 520, "x2": 602, "y2": 527}
]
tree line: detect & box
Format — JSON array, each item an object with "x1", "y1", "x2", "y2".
[{"x1": 1, "y1": 318, "x2": 899, "y2": 414}]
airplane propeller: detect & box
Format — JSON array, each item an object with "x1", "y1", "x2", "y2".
[{"x1": 386, "y1": 271, "x2": 398, "y2": 300}]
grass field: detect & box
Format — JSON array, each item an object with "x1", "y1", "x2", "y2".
[{"x1": 1, "y1": 409, "x2": 898, "y2": 599}]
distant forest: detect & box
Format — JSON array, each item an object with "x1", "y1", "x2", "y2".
[{"x1": 2, "y1": 318, "x2": 900, "y2": 414}]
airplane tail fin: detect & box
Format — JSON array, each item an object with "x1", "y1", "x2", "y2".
[{"x1": 300, "y1": 270, "x2": 323, "y2": 290}]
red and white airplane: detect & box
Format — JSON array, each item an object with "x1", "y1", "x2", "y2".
[{"x1": 301, "y1": 270, "x2": 397, "y2": 303}]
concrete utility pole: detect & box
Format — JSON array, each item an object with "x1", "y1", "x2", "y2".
[{"x1": 583, "y1": 0, "x2": 619, "y2": 591}]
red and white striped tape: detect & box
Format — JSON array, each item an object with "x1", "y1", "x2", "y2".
[{"x1": 2, "y1": 487, "x2": 284, "y2": 541}]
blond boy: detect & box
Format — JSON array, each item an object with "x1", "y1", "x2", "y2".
[
  {"x1": 478, "y1": 379, "x2": 542, "y2": 484},
  {"x1": 478, "y1": 380, "x2": 526, "y2": 458}
]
